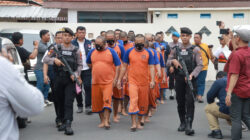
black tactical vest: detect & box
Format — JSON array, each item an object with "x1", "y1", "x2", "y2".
[
  {"x1": 179, "y1": 46, "x2": 197, "y2": 73},
  {"x1": 54, "y1": 45, "x2": 78, "y2": 73}
]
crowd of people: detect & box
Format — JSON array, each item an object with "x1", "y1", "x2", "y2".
[{"x1": 0, "y1": 21, "x2": 249, "y2": 140}]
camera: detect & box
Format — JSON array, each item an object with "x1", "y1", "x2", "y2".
[
  {"x1": 220, "y1": 29, "x2": 229, "y2": 34},
  {"x1": 216, "y1": 21, "x2": 222, "y2": 26}
]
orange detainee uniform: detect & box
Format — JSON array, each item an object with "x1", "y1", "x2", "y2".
[
  {"x1": 109, "y1": 44, "x2": 125, "y2": 100},
  {"x1": 86, "y1": 47, "x2": 121, "y2": 113},
  {"x1": 123, "y1": 47, "x2": 155, "y2": 115},
  {"x1": 123, "y1": 42, "x2": 134, "y2": 97}
]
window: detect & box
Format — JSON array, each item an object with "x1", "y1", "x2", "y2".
[
  {"x1": 77, "y1": 12, "x2": 147, "y2": 23},
  {"x1": 167, "y1": 14, "x2": 178, "y2": 19},
  {"x1": 233, "y1": 13, "x2": 244, "y2": 19},
  {"x1": 200, "y1": 13, "x2": 211, "y2": 19}
]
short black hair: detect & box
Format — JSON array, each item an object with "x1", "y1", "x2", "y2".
[
  {"x1": 39, "y1": 29, "x2": 49, "y2": 39},
  {"x1": 12, "y1": 32, "x2": 23, "y2": 44},
  {"x1": 216, "y1": 71, "x2": 227, "y2": 79},
  {"x1": 195, "y1": 32, "x2": 203, "y2": 39},
  {"x1": 76, "y1": 26, "x2": 86, "y2": 32},
  {"x1": 100, "y1": 31, "x2": 106, "y2": 34},
  {"x1": 128, "y1": 30, "x2": 134, "y2": 33},
  {"x1": 91, "y1": 39, "x2": 95, "y2": 42},
  {"x1": 156, "y1": 32, "x2": 162, "y2": 36},
  {"x1": 115, "y1": 29, "x2": 122, "y2": 32},
  {"x1": 55, "y1": 31, "x2": 63, "y2": 37}
]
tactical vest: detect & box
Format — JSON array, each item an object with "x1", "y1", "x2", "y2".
[
  {"x1": 178, "y1": 46, "x2": 197, "y2": 73},
  {"x1": 54, "y1": 45, "x2": 78, "y2": 73}
]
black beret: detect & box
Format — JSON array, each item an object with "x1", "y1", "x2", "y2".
[
  {"x1": 61, "y1": 27, "x2": 74, "y2": 36},
  {"x1": 180, "y1": 27, "x2": 192, "y2": 35}
]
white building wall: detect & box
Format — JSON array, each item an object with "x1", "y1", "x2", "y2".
[
  {"x1": 68, "y1": 10, "x2": 77, "y2": 23},
  {"x1": 0, "y1": 8, "x2": 249, "y2": 80}
]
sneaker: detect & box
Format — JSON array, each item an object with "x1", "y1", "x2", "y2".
[
  {"x1": 45, "y1": 100, "x2": 53, "y2": 106},
  {"x1": 76, "y1": 107, "x2": 83, "y2": 113},
  {"x1": 85, "y1": 107, "x2": 92, "y2": 115}
]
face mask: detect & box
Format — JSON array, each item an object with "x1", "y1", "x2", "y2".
[
  {"x1": 123, "y1": 40, "x2": 128, "y2": 45},
  {"x1": 135, "y1": 43, "x2": 144, "y2": 50},
  {"x1": 95, "y1": 44, "x2": 103, "y2": 51},
  {"x1": 107, "y1": 40, "x2": 115, "y2": 46}
]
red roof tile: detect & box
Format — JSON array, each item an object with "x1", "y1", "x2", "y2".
[{"x1": 0, "y1": 0, "x2": 43, "y2": 6}]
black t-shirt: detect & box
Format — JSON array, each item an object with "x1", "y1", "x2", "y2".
[{"x1": 16, "y1": 46, "x2": 31, "y2": 63}]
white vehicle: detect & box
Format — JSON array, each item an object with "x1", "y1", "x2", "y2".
[
  {"x1": 0, "y1": 37, "x2": 25, "y2": 77},
  {"x1": 0, "y1": 29, "x2": 54, "y2": 84}
]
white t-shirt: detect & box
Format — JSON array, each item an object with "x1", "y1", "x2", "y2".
[
  {"x1": 213, "y1": 46, "x2": 231, "y2": 60},
  {"x1": 78, "y1": 39, "x2": 89, "y2": 70}
]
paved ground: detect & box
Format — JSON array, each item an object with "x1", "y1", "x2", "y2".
[{"x1": 20, "y1": 81, "x2": 250, "y2": 140}]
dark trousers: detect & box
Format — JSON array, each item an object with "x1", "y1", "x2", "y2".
[
  {"x1": 54, "y1": 74, "x2": 76, "y2": 122},
  {"x1": 175, "y1": 75, "x2": 196, "y2": 123},
  {"x1": 230, "y1": 94, "x2": 250, "y2": 140},
  {"x1": 76, "y1": 69, "x2": 92, "y2": 108}
]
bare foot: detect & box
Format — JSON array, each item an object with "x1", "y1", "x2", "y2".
[
  {"x1": 161, "y1": 100, "x2": 165, "y2": 104},
  {"x1": 130, "y1": 125, "x2": 137, "y2": 132},
  {"x1": 121, "y1": 109, "x2": 128, "y2": 116},
  {"x1": 104, "y1": 121, "x2": 111, "y2": 130},
  {"x1": 113, "y1": 116, "x2": 120, "y2": 123},
  {"x1": 137, "y1": 124, "x2": 144, "y2": 130},
  {"x1": 148, "y1": 111, "x2": 152, "y2": 117},
  {"x1": 145, "y1": 116, "x2": 150, "y2": 123},
  {"x1": 98, "y1": 123, "x2": 105, "y2": 128}
]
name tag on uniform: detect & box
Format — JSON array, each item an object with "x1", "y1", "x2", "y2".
[
  {"x1": 62, "y1": 51, "x2": 72, "y2": 56},
  {"x1": 180, "y1": 49, "x2": 188, "y2": 55}
]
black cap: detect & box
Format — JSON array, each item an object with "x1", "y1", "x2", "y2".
[
  {"x1": 61, "y1": 27, "x2": 74, "y2": 36},
  {"x1": 180, "y1": 27, "x2": 192, "y2": 35}
]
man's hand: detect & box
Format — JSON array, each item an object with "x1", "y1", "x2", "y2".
[
  {"x1": 225, "y1": 94, "x2": 232, "y2": 107},
  {"x1": 122, "y1": 75, "x2": 128, "y2": 83},
  {"x1": 169, "y1": 66, "x2": 174, "y2": 73},
  {"x1": 54, "y1": 58, "x2": 65, "y2": 67},
  {"x1": 185, "y1": 74, "x2": 193, "y2": 81},
  {"x1": 78, "y1": 77, "x2": 82, "y2": 85},
  {"x1": 162, "y1": 76, "x2": 166, "y2": 83},
  {"x1": 172, "y1": 59, "x2": 182, "y2": 69},
  {"x1": 70, "y1": 75, "x2": 75, "y2": 82},
  {"x1": 33, "y1": 40, "x2": 39, "y2": 48},
  {"x1": 44, "y1": 75, "x2": 49, "y2": 84},
  {"x1": 219, "y1": 21, "x2": 225, "y2": 29},
  {"x1": 116, "y1": 80, "x2": 122, "y2": 89},
  {"x1": 150, "y1": 81, "x2": 155, "y2": 89}
]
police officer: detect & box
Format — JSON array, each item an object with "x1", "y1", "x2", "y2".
[
  {"x1": 167, "y1": 27, "x2": 203, "y2": 136},
  {"x1": 43, "y1": 27, "x2": 83, "y2": 135}
]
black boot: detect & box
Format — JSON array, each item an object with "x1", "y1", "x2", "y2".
[
  {"x1": 58, "y1": 123, "x2": 66, "y2": 131},
  {"x1": 64, "y1": 120, "x2": 74, "y2": 135},
  {"x1": 185, "y1": 117, "x2": 195, "y2": 136},
  {"x1": 208, "y1": 129, "x2": 223, "y2": 139},
  {"x1": 178, "y1": 122, "x2": 186, "y2": 132}
]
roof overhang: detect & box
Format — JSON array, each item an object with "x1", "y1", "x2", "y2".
[
  {"x1": 148, "y1": 7, "x2": 250, "y2": 11},
  {"x1": 0, "y1": 6, "x2": 60, "y2": 18}
]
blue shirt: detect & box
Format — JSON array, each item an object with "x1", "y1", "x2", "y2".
[{"x1": 206, "y1": 77, "x2": 230, "y2": 115}]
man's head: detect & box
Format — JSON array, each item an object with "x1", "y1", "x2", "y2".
[
  {"x1": 12, "y1": 32, "x2": 23, "y2": 46},
  {"x1": 95, "y1": 36, "x2": 106, "y2": 51},
  {"x1": 120, "y1": 31, "x2": 128, "y2": 45},
  {"x1": 128, "y1": 33, "x2": 135, "y2": 42},
  {"x1": 100, "y1": 31, "x2": 106, "y2": 37},
  {"x1": 218, "y1": 35, "x2": 226, "y2": 46},
  {"x1": 145, "y1": 33, "x2": 153, "y2": 42},
  {"x1": 76, "y1": 26, "x2": 86, "y2": 41},
  {"x1": 40, "y1": 29, "x2": 50, "y2": 43},
  {"x1": 62, "y1": 27, "x2": 74, "y2": 45},
  {"x1": 155, "y1": 36, "x2": 161, "y2": 43},
  {"x1": 172, "y1": 32, "x2": 180, "y2": 43},
  {"x1": 156, "y1": 32, "x2": 163, "y2": 42},
  {"x1": 216, "y1": 71, "x2": 227, "y2": 80},
  {"x1": 134, "y1": 34, "x2": 145, "y2": 51},
  {"x1": 180, "y1": 27, "x2": 192, "y2": 45},
  {"x1": 232, "y1": 25, "x2": 250, "y2": 48},
  {"x1": 194, "y1": 32, "x2": 202, "y2": 45},
  {"x1": 115, "y1": 29, "x2": 122, "y2": 40},
  {"x1": 105, "y1": 30, "x2": 115, "y2": 47},
  {"x1": 55, "y1": 31, "x2": 63, "y2": 45}
]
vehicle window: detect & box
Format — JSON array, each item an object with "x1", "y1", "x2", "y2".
[{"x1": 8, "y1": 48, "x2": 20, "y2": 65}]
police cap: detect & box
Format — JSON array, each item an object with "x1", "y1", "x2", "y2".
[
  {"x1": 180, "y1": 27, "x2": 192, "y2": 35},
  {"x1": 61, "y1": 27, "x2": 74, "y2": 36}
]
